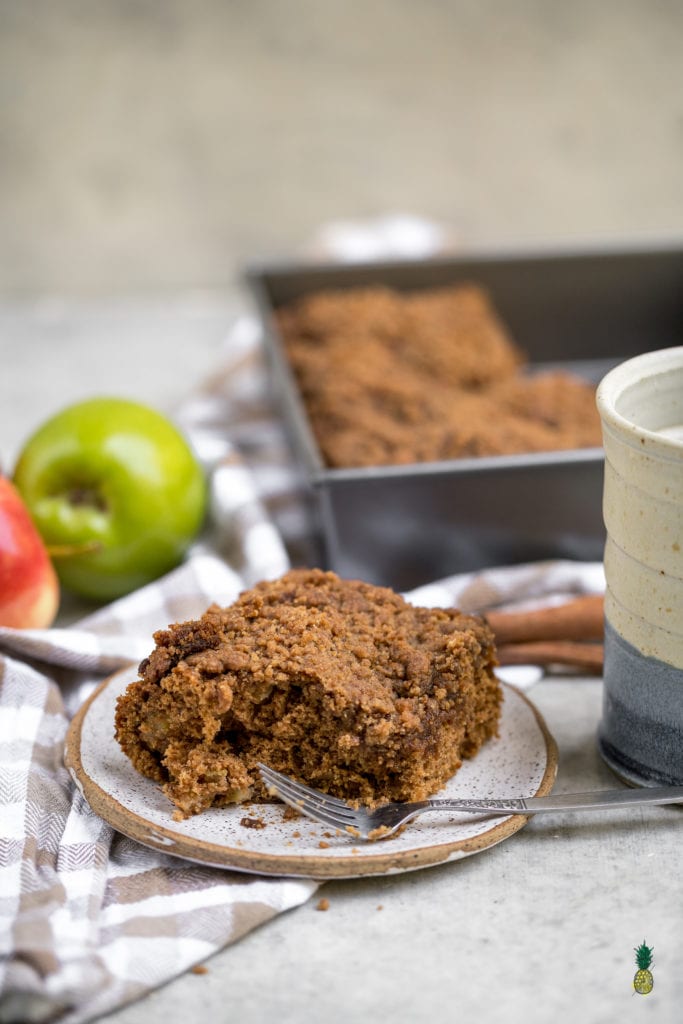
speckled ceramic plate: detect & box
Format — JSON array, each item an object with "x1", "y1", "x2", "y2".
[{"x1": 65, "y1": 670, "x2": 558, "y2": 879}]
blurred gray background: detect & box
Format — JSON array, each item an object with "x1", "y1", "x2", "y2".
[{"x1": 1, "y1": 0, "x2": 683, "y2": 461}]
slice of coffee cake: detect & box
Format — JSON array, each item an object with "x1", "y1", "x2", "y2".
[{"x1": 115, "y1": 569, "x2": 502, "y2": 819}]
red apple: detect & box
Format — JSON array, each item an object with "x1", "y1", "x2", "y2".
[{"x1": 0, "y1": 476, "x2": 59, "y2": 629}]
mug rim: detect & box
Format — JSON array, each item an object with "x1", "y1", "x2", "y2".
[{"x1": 596, "y1": 345, "x2": 683, "y2": 454}]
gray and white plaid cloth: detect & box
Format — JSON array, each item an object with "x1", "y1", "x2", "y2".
[{"x1": 0, "y1": 312, "x2": 605, "y2": 1024}]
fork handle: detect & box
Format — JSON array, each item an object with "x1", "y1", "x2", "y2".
[{"x1": 423, "y1": 786, "x2": 683, "y2": 815}]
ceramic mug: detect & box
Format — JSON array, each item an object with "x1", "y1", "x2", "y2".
[{"x1": 596, "y1": 346, "x2": 683, "y2": 787}]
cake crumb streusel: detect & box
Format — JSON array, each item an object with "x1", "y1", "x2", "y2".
[
  {"x1": 239, "y1": 816, "x2": 266, "y2": 830},
  {"x1": 276, "y1": 283, "x2": 602, "y2": 468}
]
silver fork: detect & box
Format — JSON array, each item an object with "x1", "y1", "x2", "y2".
[{"x1": 257, "y1": 763, "x2": 683, "y2": 841}]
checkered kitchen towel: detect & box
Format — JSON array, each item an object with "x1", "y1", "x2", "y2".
[{"x1": 0, "y1": 304, "x2": 605, "y2": 1024}]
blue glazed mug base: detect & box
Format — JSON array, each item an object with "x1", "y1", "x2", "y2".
[
  {"x1": 599, "y1": 620, "x2": 683, "y2": 787},
  {"x1": 597, "y1": 732, "x2": 683, "y2": 788}
]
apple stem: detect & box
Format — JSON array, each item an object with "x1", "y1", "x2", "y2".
[
  {"x1": 67, "y1": 486, "x2": 108, "y2": 512},
  {"x1": 47, "y1": 541, "x2": 104, "y2": 559}
]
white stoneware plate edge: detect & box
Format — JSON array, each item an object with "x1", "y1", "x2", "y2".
[{"x1": 65, "y1": 670, "x2": 558, "y2": 879}]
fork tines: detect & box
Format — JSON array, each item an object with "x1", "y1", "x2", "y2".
[{"x1": 257, "y1": 762, "x2": 359, "y2": 831}]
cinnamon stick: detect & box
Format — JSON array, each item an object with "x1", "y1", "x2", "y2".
[
  {"x1": 496, "y1": 640, "x2": 604, "y2": 674},
  {"x1": 485, "y1": 594, "x2": 604, "y2": 645}
]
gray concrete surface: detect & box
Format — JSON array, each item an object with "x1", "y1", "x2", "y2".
[{"x1": 2, "y1": 3, "x2": 683, "y2": 1022}]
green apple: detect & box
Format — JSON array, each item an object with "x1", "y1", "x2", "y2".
[{"x1": 13, "y1": 398, "x2": 207, "y2": 601}]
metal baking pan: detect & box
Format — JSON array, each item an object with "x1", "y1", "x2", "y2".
[{"x1": 247, "y1": 243, "x2": 683, "y2": 591}]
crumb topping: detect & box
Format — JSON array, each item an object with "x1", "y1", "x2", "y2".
[{"x1": 276, "y1": 283, "x2": 602, "y2": 467}]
